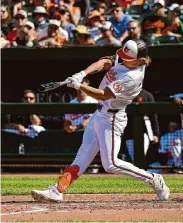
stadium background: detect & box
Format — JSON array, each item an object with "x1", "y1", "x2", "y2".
[{"x1": 1, "y1": 0, "x2": 183, "y2": 173}]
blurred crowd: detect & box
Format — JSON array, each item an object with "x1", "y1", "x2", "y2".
[{"x1": 1, "y1": 0, "x2": 183, "y2": 48}]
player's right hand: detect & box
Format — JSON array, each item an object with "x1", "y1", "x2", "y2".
[
  {"x1": 67, "y1": 77, "x2": 81, "y2": 90},
  {"x1": 72, "y1": 70, "x2": 86, "y2": 83}
]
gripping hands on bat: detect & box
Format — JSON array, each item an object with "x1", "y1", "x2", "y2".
[
  {"x1": 72, "y1": 71, "x2": 86, "y2": 83},
  {"x1": 66, "y1": 70, "x2": 86, "y2": 89},
  {"x1": 38, "y1": 71, "x2": 86, "y2": 92},
  {"x1": 66, "y1": 77, "x2": 81, "y2": 89}
]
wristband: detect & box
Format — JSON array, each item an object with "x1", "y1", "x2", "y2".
[{"x1": 79, "y1": 70, "x2": 86, "y2": 79}]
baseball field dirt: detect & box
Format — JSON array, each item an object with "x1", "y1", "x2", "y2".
[
  {"x1": 2, "y1": 193, "x2": 183, "y2": 222},
  {"x1": 1, "y1": 173, "x2": 183, "y2": 222}
]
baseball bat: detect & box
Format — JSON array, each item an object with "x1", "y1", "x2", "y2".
[{"x1": 38, "y1": 79, "x2": 71, "y2": 92}]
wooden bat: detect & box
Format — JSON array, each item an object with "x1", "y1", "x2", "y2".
[{"x1": 38, "y1": 79, "x2": 71, "y2": 92}]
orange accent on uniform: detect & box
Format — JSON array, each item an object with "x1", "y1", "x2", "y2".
[{"x1": 57, "y1": 165, "x2": 80, "y2": 193}]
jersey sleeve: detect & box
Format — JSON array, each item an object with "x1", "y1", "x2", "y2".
[{"x1": 107, "y1": 75, "x2": 135, "y2": 97}]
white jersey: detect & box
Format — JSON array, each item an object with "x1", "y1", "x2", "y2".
[
  {"x1": 65, "y1": 96, "x2": 98, "y2": 126},
  {"x1": 98, "y1": 64, "x2": 145, "y2": 111}
]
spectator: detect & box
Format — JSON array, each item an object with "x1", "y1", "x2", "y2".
[
  {"x1": 60, "y1": 8, "x2": 76, "y2": 40},
  {"x1": 109, "y1": 4, "x2": 132, "y2": 41},
  {"x1": 7, "y1": 10, "x2": 28, "y2": 42},
  {"x1": 115, "y1": 0, "x2": 145, "y2": 8},
  {"x1": 159, "y1": 124, "x2": 183, "y2": 173},
  {"x1": 142, "y1": 0, "x2": 170, "y2": 40},
  {"x1": 123, "y1": 89, "x2": 160, "y2": 164},
  {"x1": 44, "y1": 0, "x2": 57, "y2": 15},
  {"x1": 38, "y1": 11, "x2": 69, "y2": 42},
  {"x1": 74, "y1": 0, "x2": 90, "y2": 19},
  {"x1": 162, "y1": 4, "x2": 183, "y2": 40},
  {"x1": 51, "y1": 11, "x2": 69, "y2": 41},
  {"x1": 63, "y1": 78, "x2": 98, "y2": 133},
  {"x1": 2, "y1": 90, "x2": 45, "y2": 138},
  {"x1": 72, "y1": 25, "x2": 95, "y2": 45},
  {"x1": 63, "y1": 0, "x2": 81, "y2": 26},
  {"x1": 121, "y1": 19, "x2": 149, "y2": 43},
  {"x1": 12, "y1": 0, "x2": 38, "y2": 17},
  {"x1": 158, "y1": 94, "x2": 183, "y2": 173},
  {"x1": 1, "y1": 5, "x2": 12, "y2": 36},
  {"x1": 96, "y1": 21, "x2": 122, "y2": 46},
  {"x1": 95, "y1": 2, "x2": 108, "y2": 16},
  {"x1": 38, "y1": 19, "x2": 67, "y2": 47},
  {"x1": 87, "y1": 10, "x2": 104, "y2": 42},
  {"x1": 171, "y1": 94, "x2": 183, "y2": 106},
  {"x1": 0, "y1": 31, "x2": 10, "y2": 48},
  {"x1": 33, "y1": 6, "x2": 48, "y2": 35},
  {"x1": 12, "y1": 21, "x2": 37, "y2": 47}
]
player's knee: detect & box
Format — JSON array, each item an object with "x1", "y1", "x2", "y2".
[{"x1": 102, "y1": 163, "x2": 115, "y2": 173}]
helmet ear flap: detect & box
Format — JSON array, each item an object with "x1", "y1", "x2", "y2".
[{"x1": 134, "y1": 39, "x2": 148, "y2": 58}]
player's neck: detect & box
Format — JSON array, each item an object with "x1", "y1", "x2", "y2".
[{"x1": 123, "y1": 60, "x2": 139, "y2": 69}]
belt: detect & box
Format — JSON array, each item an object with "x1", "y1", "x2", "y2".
[{"x1": 97, "y1": 104, "x2": 119, "y2": 113}]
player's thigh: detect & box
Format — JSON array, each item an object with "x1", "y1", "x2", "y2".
[
  {"x1": 72, "y1": 121, "x2": 100, "y2": 175},
  {"x1": 96, "y1": 125, "x2": 121, "y2": 167},
  {"x1": 74, "y1": 115, "x2": 100, "y2": 159}
]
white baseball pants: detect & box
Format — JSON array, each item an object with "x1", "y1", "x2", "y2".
[{"x1": 71, "y1": 110, "x2": 153, "y2": 183}]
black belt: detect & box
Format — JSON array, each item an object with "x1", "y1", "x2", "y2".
[{"x1": 97, "y1": 104, "x2": 119, "y2": 113}]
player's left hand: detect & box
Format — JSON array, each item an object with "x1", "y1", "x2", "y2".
[
  {"x1": 72, "y1": 71, "x2": 86, "y2": 83},
  {"x1": 67, "y1": 77, "x2": 81, "y2": 90}
]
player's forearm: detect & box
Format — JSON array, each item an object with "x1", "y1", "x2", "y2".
[
  {"x1": 80, "y1": 85, "x2": 110, "y2": 101},
  {"x1": 83, "y1": 59, "x2": 112, "y2": 76}
]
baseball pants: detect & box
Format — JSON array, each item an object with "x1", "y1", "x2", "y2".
[{"x1": 71, "y1": 110, "x2": 153, "y2": 183}]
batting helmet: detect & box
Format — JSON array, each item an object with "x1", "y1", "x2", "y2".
[{"x1": 117, "y1": 39, "x2": 148, "y2": 62}]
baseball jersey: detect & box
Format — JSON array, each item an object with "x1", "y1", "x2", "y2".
[
  {"x1": 65, "y1": 96, "x2": 98, "y2": 126},
  {"x1": 98, "y1": 64, "x2": 145, "y2": 111}
]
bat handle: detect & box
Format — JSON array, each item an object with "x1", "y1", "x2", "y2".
[{"x1": 59, "y1": 79, "x2": 71, "y2": 86}]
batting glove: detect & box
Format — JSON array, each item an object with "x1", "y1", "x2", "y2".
[
  {"x1": 67, "y1": 77, "x2": 81, "y2": 90},
  {"x1": 72, "y1": 70, "x2": 86, "y2": 83}
]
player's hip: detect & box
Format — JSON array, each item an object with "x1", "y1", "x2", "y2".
[{"x1": 94, "y1": 110, "x2": 127, "y2": 134}]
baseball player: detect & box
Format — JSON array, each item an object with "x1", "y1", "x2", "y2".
[{"x1": 31, "y1": 39, "x2": 170, "y2": 202}]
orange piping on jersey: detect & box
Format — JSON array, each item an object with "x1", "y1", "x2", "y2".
[{"x1": 57, "y1": 165, "x2": 80, "y2": 193}]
